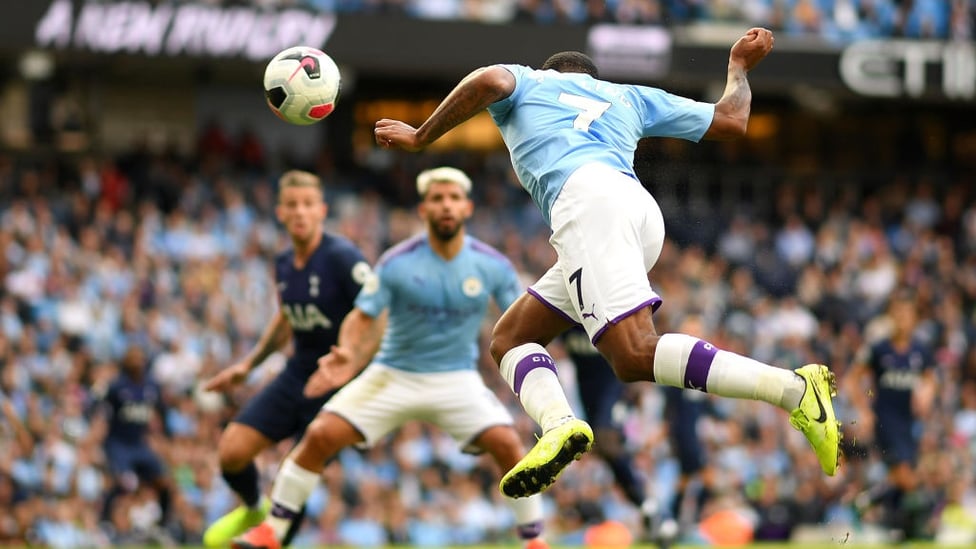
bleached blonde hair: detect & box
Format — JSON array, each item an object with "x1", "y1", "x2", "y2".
[
  {"x1": 416, "y1": 166, "x2": 472, "y2": 197},
  {"x1": 278, "y1": 170, "x2": 323, "y2": 196}
]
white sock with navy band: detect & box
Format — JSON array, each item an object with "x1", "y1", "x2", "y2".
[
  {"x1": 652, "y1": 333, "x2": 805, "y2": 411},
  {"x1": 508, "y1": 494, "x2": 544, "y2": 540},
  {"x1": 499, "y1": 343, "x2": 575, "y2": 432},
  {"x1": 266, "y1": 458, "x2": 320, "y2": 540}
]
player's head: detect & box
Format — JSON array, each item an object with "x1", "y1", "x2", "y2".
[
  {"x1": 541, "y1": 51, "x2": 598, "y2": 77},
  {"x1": 888, "y1": 292, "x2": 918, "y2": 338},
  {"x1": 416, "y1": 166, "x2": 473, "y2": 242},
  {"x1": 121, "y1": 345, "x2": 146, "y2": 379},
  {"x1": 276, "y1": 170, "x2": 327, "y2": 245}
]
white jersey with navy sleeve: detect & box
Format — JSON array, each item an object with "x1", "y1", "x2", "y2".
[
  {"x1": 354, "y1": 233, "x2": 521, "y2": 373},
  {"x1": 487, "y1": 64, "x2": 714, "y2": 225}
]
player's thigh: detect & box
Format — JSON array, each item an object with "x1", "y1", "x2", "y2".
[
  {"x1": 324, "y1": 364, "x2": 419, "y2": 446},
  {"x1": 548, "y1": 163, "x2": 664, "y2": 344},
  {"x1": 492, "y1": 289, "x2": 575, "y2": 360},
  {"x1": 876, "y1": 424, "x2": 919, "y2": 468},
  {"x1": 217, "y1": 422, "x2": 275, "y2": 470},
  {"x1": 423, "y1": 370, "x2": 515, "y2": 454},
  {"x1": 104, "y1": 441, "x2": 137, "y2": 476}
]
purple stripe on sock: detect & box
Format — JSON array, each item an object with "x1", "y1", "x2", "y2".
[
  {"x1": 270, "y1": 502, "x2": 299, "y2": 520},
  {"x1": 513, "y1": 353, "x2": 557, "y2": 396},
  {"x1": 517, "y1": 520, "x2": 544, "y2": 540},
  {"x1": 684, "y1": 340, "x2": 717, "y2": 392}
]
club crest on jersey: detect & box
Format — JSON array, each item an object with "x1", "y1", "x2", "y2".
[
  {"x1": 309, "y1": 275, "x2": 320, "y2": 297},
  {"x1": 351, "y1": 261, "x2": 372, "y2": 285},
  {"x1": 282, "y1": 303, "x2": 333, "y2": 331},
  {"x1": 462, "y1": 277, "x2": 483, "y2": 297}
]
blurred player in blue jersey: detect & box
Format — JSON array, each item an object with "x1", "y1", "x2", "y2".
[
  {"x1": 375, "y1": 27, "x2": 839, "y2": 499},
  {"x1": 232, "y1": 167, "x2": 549, "y2": 549},
  {"x1": 96, "y1": 344, "x2": 174, "y2": 530},
  {"x1": 846, "y1": 295, "x2": 938, "y2": 540},
  {"x1": 201, "y1": 170, "x2": 370, "y2": 547}
]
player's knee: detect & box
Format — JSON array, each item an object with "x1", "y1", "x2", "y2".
[
  {"x1": 217, "y1": 435, "x2": 255, "y2": 472},
  {"x1": 488, "y1": 330, "x2": 513, "y2": 366},
  {"x1": 301, "y1": 416, "x2": 343, "y2": 458}
]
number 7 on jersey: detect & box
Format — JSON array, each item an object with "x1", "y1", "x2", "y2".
[{"x1": 558, "y1": 93, "x2": 611, "y2": 131}]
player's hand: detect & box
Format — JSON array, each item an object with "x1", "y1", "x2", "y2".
[
  {"x1": 203, "y1": 362, "x2": 250, "y2": 393},
  {"x1": 729, "y1": 27, "x2": 774, "y2": 71},
  {"x1": 304, "y1": 345, "x2": 358, "y2": 398},
  {"x1": 374, "y1": 119, "x2": 425, "y2": 152}
]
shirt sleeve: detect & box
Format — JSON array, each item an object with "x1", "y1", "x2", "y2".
[
  {"x1": 492, "y1": 260, "x2": 523, "y2": 312},
  {"x1": 354, "y1": 261, "x2": 393, "y2": 318},
  {"x1": 635, "y1": 85, "x2": 715, "y2": 142},
  {"x1": 487, "y1": 64, "x2": 528, "y2": 122},
  {"x1": 334, "y1": 243, "x2": 371, "y2": 304}
]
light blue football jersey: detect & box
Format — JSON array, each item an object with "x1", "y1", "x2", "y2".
[
  {"x1": 487, "y1": 64, "x2": 715, "y2": 225},
  {"x1": 355, "y1": 233, "x2": 522, "y2": 373}
]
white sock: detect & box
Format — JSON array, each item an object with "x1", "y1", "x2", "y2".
[
  {"x1": 266, "y1": 458, "x2": 321, "y2": 540},
  {"x1": 652, "y1": 333, "x2": 805, "y2": 411},
  {"x1": 499, "y1": 343, "x2": 575, "y2": 432},
  {"x1": 508, "y1": 494, "x2": 544, "y2": 539}
]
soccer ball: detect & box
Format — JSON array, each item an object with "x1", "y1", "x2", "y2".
[{"x1": 263, "y1": 46, "x2": 341, "y2": 126}]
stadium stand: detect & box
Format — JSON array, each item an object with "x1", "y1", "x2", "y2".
[{"x1": 1, "y1": 115, "x2": 974, "y2": 545}]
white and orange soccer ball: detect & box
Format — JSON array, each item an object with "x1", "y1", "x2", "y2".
[{"x1": 263, "y1": 46, "x2": 341, "y2": 126}]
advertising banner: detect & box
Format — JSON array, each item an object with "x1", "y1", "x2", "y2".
[{"x1": 2, "y1": 1, "x2": 972, "y2": 101}]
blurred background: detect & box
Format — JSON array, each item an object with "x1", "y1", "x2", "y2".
[{"x1": 0, "y1": 0, "x2": 974, "y2": 547}]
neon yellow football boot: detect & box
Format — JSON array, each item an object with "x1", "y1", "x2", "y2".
[
  {"x1": 790, "y1": 364, "x2": 841, "y2": 476},
  {"x1": 203, "y1": 498, "x2": 271, "y2": 548},
  {"x1": 500, "y1": 418, "x2": 593, "y2": 498}
]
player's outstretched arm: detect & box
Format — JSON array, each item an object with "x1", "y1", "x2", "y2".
[
  {"x1": 374, "y1": 66, "x2": 516, "y2": 151},
  {"x1": 704, "y1": 27, "x2": 774, "y2": 140},
  {"x1": 305, "y1": 308, "x2": 388, "y2": 397},
  {"x1": 204, "y1": 311, "x2": 291, "y2": 393}
]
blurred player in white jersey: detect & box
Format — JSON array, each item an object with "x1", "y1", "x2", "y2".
[
  {"x1": 375, "y1": 28, "x2": 840, "y2": 499},
  {"x1": 232, "y1": 167, "x2": 548, "y2": 549}
]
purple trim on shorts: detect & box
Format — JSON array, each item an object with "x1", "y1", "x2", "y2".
[
  {"x1": 513, "y1": 353, "x2": 558, "y2": 396},
  {"x1": 517, "y1": 520, "x2": 544, "y2": 540},
  {"x1": 684, "y1": 339, "x2": 718, "y2": 392},
  {"x1": 526, "y1": 287, "x2": 582, "y2": 326},
  {"x1": 590, "y1": 297, "x2": 663, "y2": 345}
]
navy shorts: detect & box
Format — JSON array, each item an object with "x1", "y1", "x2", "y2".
[
  {"x1": 104, "y1": 440, "x2": 165, "y2": 481},
  {"x1": 234, "y1": 366, "x2": 339, "y2": 443},
  {"x1": 574, "y1": 358, "x2": 624, "y2": 429},
  {"x1": 875, "y1": 418, "x2": 919, "y2": 467}
]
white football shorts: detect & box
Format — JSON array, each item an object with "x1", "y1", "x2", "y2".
[
  {"x1": 529, "y1": 162, "x2": 665, "y2": 343},
  {"x1": 323, "y1": 363, "x2": 514, "y2": 452}
]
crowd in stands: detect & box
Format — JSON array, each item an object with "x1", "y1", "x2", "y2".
[
  {"x1": 1, "y1": 115, "x2": 975, "y2": 548},
  {"x1": 237, "y1": 0, "x2": 976, "y2": 41}
]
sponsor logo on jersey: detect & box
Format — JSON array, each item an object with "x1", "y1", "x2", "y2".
[{"x1": 282, "y1": 303, "x2": 333, "y2": 331}]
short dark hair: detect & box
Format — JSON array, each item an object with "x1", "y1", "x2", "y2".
[{"x1": 541, "y1": 51, "x2": 598, "y2": 78}]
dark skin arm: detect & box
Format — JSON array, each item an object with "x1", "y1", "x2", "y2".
[
  {"x1": 703, "y1": 27, "x2": 775, "y2": 140},
  {"x1": 374, "y1": 66, "x2": 516, "y2": 150}
]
